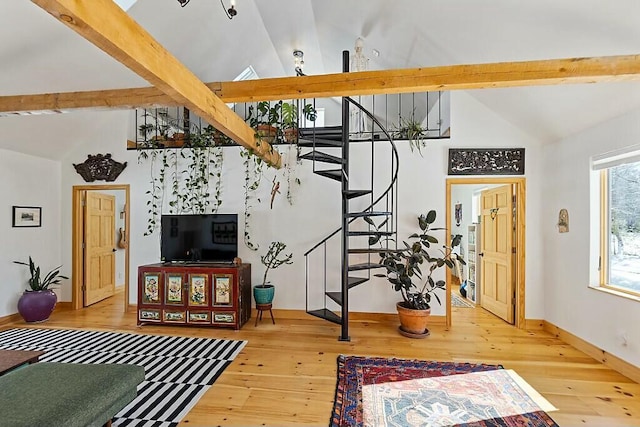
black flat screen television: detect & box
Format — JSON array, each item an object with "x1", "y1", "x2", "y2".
[{"x1": 161, "y1": 214, "x2": 238, "y2": 263}]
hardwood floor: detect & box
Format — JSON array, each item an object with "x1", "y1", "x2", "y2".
[{"x1": 3, "y1": 295, "x2": 639, "y2": 426}]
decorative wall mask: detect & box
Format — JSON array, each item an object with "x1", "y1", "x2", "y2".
[
  {"x1": 558, "y1": 209, "x2": 569, "y2": 233},
  {"x1": 455, "y1": 202, "x2": 462, "y2": 226},
  {"x1": 73, "y1": 153, "x2": 127, "y2": 182},
  {"x1": 448, "y1": 148, "x2": 525, "y2": 175}
]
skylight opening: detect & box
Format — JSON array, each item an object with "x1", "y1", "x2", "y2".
[{"x1": 114, "y1": 0, "x2": 138, "y2": 11}]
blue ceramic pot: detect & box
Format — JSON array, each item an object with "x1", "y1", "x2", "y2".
[
  {"x1": 253, "y1": 284, "x2": 275, "y2": 305},
  {"x1": 17, "y1": 290, "x2": 57, "y2": 323}
]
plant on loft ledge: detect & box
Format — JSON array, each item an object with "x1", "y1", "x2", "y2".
[
  {"x1": 13, "y1": 257, "x2": 68, "y2": 323},
  {"x1": 281, "y1": 101, "x2": 317, "y2": 205},
  {"x1": 394, "y1": 116, "x2": 428, "y2": 155},
  {"x1": 374, "y1": 210, "x2": 464, "y2": 339},
  {"x1": 281, "y1": 101, "x2": 317, "y2": 143},
  {"x1": 248, "y1": 101, "x2": 281, "y2": 145},
  {"x1": 139, "y1": 121, "x2": 227, "y2": 236},
  {"x1": 253, "y1": 241, "x2": 293, "y2": 306}
]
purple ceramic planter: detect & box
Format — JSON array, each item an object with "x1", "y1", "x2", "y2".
[{"x1": 17, "y1": 290, "x2": 57, "y2": 323}]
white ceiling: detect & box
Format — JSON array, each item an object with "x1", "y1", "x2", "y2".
[{"x1": 1, "y1": 0, "x2": 640, "y2": 158}]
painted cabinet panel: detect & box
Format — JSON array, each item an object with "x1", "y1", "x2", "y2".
[{"x1": 137, "y1": 263, "x2": 251, "y2": 330}]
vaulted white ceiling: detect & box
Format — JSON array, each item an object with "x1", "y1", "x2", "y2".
[{"x1": 1, "y1": 0, "x2": 640, "y2": 158}]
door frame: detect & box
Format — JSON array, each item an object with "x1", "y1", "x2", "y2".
[
  {"x1": 445, "y1": 177, "x2": 526, "y2": 329},
  {"x1": 72, "y1": 184, "x2": 130, "y2": 312}
]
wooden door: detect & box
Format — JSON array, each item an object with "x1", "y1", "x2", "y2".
[
  {"x1": 480, "y1": 185, "x2": 515, "y2": 324},
  {"x1": 84, "y1": 192, "x2": 116, "y2": 306}
]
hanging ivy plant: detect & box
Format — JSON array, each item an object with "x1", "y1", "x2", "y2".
[
  {"x1": 241, "y1": 148, "x2": 264, "y2": 251},
  {"x1": 284, "y1": 143, "x2": 303, "y2": 205},
  {"x1": 142, "y1": 146, "x2": 162, "y2": 236},
  {"x1": 138, "y1": 115, "x2": 227, "y2": 235}
]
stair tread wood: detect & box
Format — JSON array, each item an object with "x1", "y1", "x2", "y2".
[
  {"x1": 326, "y1": 291, "x2": 343, "y2": 306},
  {"x1": 348, "y1": 262, "x2": 385, "y2": 271},
  {"x1": 349, "y1": 248, "x2": 395, "y2": 254},
  {"x1": 307, "y1": 309, "x2": 341, "y2": 324},
  {"x1": 348, "y1": 230, "x2": 394, "y2": 236},
  {"x1": 347, "y1": 211, "x2": 392, "y2": 218},
  {"x1": 297, "y1": 138, "x2": 343, "y2": 147},
  {"x1": 314, "y1": 169, "x2": 342, "y2": 181},
  {"x1": 344, "y1": 190, "x2": 372, "y2": 199},
  {"x1": 299, "y1": 151, "x2": 344, "y2": 164}
]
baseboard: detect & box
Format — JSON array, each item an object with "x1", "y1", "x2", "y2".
[
  {"x1": 524, "y1": 319, "x2": 544, "y2": 330},
  {"x1": 55, "y1": 302, "x2": 72, "y2": 312},
  {"x1": 543, "y1": 320, "x2": 640, "y2": 384},
  {"x1": 0, "y1": 312, "x2": 22, "y2": 326}
]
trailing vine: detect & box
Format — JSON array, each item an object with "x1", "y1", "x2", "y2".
[
  {"x1": 284, "y1": 143, "x2": 303, "y2": 205},
  {"x1": 210, "y1": 145, "x2": 224, "y2": 212},
  {"x1": 142, "y1": 147, "x2": 162, "y2": 236},
  {"x1": 138, "y1": 121, "x2": 227, "y2": 234},
  {"x1": 241, "y1": 148, "x2": 264, "y2": 251}
]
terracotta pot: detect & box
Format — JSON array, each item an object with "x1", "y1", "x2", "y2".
[
  {"x1": 396, "y1": 301, "x2": 430, "y2": 336},
  {"x1": 283, "y1": 127, "x2": 298, "y2": 142},
  {"x1": 17, "y1": 290, "x2": 57, "y2": 323},
  {"x1": 256, "y1": 124, "x2": 277, "y2": 144}
]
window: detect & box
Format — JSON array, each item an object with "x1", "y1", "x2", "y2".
[{"x1": 594, "y1": 146, "x2": 640, "y2": 296}]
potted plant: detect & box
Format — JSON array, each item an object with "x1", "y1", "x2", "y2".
[
  {"x1": 248, "y1": 101, "x2": 281, "y2": 144},
  {"x1": 281, "y1": 102, "x2": 318, "y2": 142},
  {"x1": 14, "y1": 256, "x2": 69, "y2": 323},
  {"x1": 253, "y1": 241, "x2": 293, "y2": 305},
  {"x1": 375, "y1": 210, "x2": 464, "y2": 338},
  {"x1": 394, "y1": 116, "x2": 428, "y2": 155}
]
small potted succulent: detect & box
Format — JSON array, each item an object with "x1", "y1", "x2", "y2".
[
  {"x1": 375, "y1": 210, "x2": 464, "y2": 338},
  {"x1": 253, "y1": 241, "x2": 293, "y2": 305},
  {"x1": 14, "y1": 256, "x2": 69, "y2": 323}
]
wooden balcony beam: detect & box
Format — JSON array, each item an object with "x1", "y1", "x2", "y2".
[{"x1": 2, "y1": 54, "x2": 640, "y2": 116}]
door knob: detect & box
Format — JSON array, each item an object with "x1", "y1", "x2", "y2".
[
  {"x1": 112, "y1": 248, "x2": 117, "y2": 252},
  {"x1": 479, "y1": 252, "x2": 484, "y2": 257}
]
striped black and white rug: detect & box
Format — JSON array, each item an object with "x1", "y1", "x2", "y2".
[{"x1": 0, "y1": 328, "x2": 247, "y2": 427}]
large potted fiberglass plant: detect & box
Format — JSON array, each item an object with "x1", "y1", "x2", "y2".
[
  {"x1": 375, "y1": 210, "x2": 464, "y2": 338},
  {"x1": 14, "y1": 257, "x2": 68, "y2": 323},
  {"x1": 253, "y1": 241, "x2": 293, "y2": 306}
]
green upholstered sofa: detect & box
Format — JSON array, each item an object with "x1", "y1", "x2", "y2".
[{"x1": 0, "y1": 362, "x2": 144, "y2": 427}]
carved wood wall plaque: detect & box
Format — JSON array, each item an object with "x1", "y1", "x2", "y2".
[
  {"x1": 73, "y1": 153, "x2": 127, "y2": 182},
  {"x1": 447, "y1": 148, "x2": 525, "y2": 175}
]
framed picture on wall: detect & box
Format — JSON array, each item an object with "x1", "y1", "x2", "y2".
[{"x1": 12, "y1": 206, "x2": 42, "y2": 227}]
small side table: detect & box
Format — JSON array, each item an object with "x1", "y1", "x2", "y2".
[{"x1": 254, "y1": 303, "x2": 275, "y2": 326}]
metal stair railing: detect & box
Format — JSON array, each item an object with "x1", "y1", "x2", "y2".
[{"x1": 303, "y1": 91, "x2": 400, "y2": 340}]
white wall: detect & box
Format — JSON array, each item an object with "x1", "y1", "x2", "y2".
[
  {"x1": 0, "y1": 149, "x2": 62, "y2": 318},
  {"x1": 54, "y1": 92, "x2": 543, "y2": 318},
  {"x1": 448, "y1": 92, "x2": 546, "y2": 318},
  {"x1": 542, "y1": 108, "x2": 640, "y2": 367},
  {"x1": 0, "y1": 91, "x2": 544, "y2": 321}
]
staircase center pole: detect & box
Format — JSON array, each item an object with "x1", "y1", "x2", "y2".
[{"x1": 339, "y1": 49, "x2": 351, "y2": 342}]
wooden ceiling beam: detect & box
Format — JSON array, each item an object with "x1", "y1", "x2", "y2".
[
  {"x1": 31, "y1": 0, "x2": 281, "y2": 168},
  {"x1": 2, "y1": 54, "x2": 640, "y2": 115}
]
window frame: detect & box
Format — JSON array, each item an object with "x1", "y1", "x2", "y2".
[{"x1": 598, "y1": 168, "x2": 640, "y2": 298}]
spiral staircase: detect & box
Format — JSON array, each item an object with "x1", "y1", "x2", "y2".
[{"x1": 300, "y1": 51, "x2": 399, "y2": 341}]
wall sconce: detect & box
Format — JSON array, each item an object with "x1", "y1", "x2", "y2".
[
  {"x1": 223, "y1": 0, "x2": 237, "y2": 19},
  {"x1": 293, "y1": 50, "x2": 304, "y2": 76},
  {"x1": 176, "y1": 0, "x2": 238, "y2": 20}
]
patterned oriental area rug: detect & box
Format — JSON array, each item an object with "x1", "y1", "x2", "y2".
[
  {"x1": 0, "y1": 328, "x2": 246, "y2": 427},
  {"x1": 331, "y1": 355, "x2": 559, "y2": 427},
  {"x1": 451, "y1": 293, "x2": 474, "y2": 308}
]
